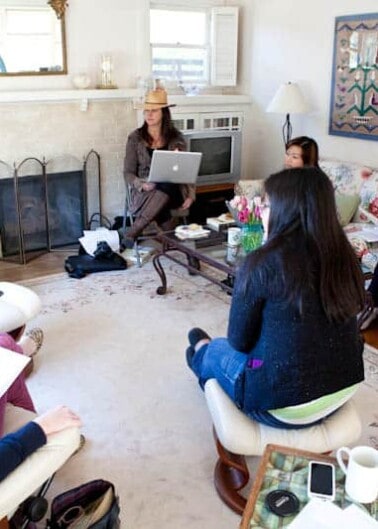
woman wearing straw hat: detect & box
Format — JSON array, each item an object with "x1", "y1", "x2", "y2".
[{"x1": 123, "y1": 88, "x2": 195, "y2": 247}]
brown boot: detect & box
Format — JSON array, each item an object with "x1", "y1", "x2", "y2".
[
  {"x1": 158, "y1": 217, "x2": 178, "y2": 233},
  {"x1": 126, "y1": 190, "x2": 169, "y2": 239}
]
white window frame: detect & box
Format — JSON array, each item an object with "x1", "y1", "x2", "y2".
[
  {"x1": 150, "y1": 5, "x2": 211, "y2": 86},
  {"x1": 149, "y1": 4, "x2": 239, "y2": 88}
]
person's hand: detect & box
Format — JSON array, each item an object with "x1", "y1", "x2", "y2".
[
  {"x1": 34, "y1": 405, "x2": 82, "y2": 436},
  {"x1": 180, "y1": 197, "x2": 194, "y2": 210},
  {"x1": 142, "y1": 182, "x2": 156, "y2": 192}
]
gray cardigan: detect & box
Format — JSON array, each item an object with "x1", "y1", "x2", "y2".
[{"x1": 123, "y1": 129, "x2": 196, "y2": 213}]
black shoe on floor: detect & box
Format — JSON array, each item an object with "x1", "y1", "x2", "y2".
[
  {"x1": 186, "y1": 346, "x2": 195, "y2": 368},
  {"x1": 188, "y1": 328, "x2": 211, "y2": 349},
  {"x1": 120, "y1": 237, "x2": 135, "y2": 251}
]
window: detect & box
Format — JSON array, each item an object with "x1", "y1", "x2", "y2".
[
  {"x1": 150, "y1": 6, "x2": 239, "y2": 88},
  {"x1": 150, "y1": 8, "x2": 209, "y2": 86}
]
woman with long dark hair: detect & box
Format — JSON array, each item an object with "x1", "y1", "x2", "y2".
[
  {"x1": 186, "y1": 167, "x2": 365, "y2": 428},
  {"x1": 285, "y1": 136, "x2": 319, "y2": 168},
  {"x1": 123, "y1": 89, "x2": 195, "y2": 247}
]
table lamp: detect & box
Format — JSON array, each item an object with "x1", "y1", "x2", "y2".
[{"x1": 267, "y1": 82, "x2": 309, "y2": 145}]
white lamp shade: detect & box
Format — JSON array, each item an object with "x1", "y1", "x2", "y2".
[{"x1": 266, "y1": 82, "x2": 309, "y2": 114}]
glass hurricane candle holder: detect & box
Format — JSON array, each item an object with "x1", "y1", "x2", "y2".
[{"x1": 99, "y1": 55, "x2": 117, "y2": 89}]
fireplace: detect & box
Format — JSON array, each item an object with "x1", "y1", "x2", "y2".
[{"x1": 0, "y1": 151, "x2": 101, "y2": 263}]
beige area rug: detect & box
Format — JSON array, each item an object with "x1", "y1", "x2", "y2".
[{"x1": 21, "y1": 261, "x2": 378, "y2": 529}]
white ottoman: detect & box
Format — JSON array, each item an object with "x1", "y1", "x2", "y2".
[
  {"x1": 0, "y1": 405, "x2": 80, "y2": 522},
  {"x1": 204, "y1": 379, "x2": 362, "y2": 514},
  {"x1": 0, "y1": 282, "x2": 41, "y2": 333}
]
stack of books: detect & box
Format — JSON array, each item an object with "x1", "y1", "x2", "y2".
[
  {"x1": 206, "y1": 213, "x2": 236, "y2": 231},
  {"x1": 175, "y1": 224, "x2": 211, "y2": 240}
]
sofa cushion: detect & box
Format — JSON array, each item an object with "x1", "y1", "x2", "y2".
[
  {"x1": 234, "y1": 179, "x2": 264, "y2": 199},
  {"x1": 320, "y1": 159, "x2": 378, "y2": 224},
  {"x1": 335, "y1": 193, "x2": 360, "y2": 226},
  {"x1": 319, "y1": 159, "x2": 363, "y2": 195}
]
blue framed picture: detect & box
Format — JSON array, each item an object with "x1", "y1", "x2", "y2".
[{"x1": 329, "y1": 13, "x2": 378, "y2": 141}]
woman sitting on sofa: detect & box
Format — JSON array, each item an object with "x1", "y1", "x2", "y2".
[
  {"x1": 284, "y1": 136, "x2": 319, "y2": 169},
  {"x1": 186, "y1": 167, "x2": 365, "y2": 428}
]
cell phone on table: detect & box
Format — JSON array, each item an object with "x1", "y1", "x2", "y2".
[{"x1": 307, "y1": 461, "x2": 335, "y2": 501}]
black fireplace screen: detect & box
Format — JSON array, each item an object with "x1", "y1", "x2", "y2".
[
  {"x1": 0, "y1": 171, "x2": 85, "y2": 257},
  {"x1": 0, "y1": 150, "x2": 101, "y2": 263}
]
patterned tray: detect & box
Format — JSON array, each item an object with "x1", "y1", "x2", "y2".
[{"x1": 241, "y1": 445, "x2": 377, "y2": 529}]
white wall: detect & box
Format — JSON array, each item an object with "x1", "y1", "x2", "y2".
[
  {"x1": 0, "y1": 0, "x2": 254, "y2": 220},
  {"x1": 0, "y1": 0, "x2": 150, "y2": 91},
  {"x1": 5, "y1": 0, "x2": 376, "y2": 195},
  {"x1": 247, "y1": 0, "x2": 378, "y2": 180}
]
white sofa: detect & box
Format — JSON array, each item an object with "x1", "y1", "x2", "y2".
[
  {"x1": 319, "y1": 158, "x2": 378, "y2": 226},
  {"x1": 236, "y1": 159, "x2": 378, "y2": 264},
  {"x1": 237, "y1": 159, "x2": 378, "y2": 223}
]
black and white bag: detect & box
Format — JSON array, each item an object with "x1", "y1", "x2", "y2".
[
  {"x1": 64, "y1": 241, "x2": 127, "y2": 279},
  {"x1": 47, "y1": 479, "x2": 120, "y2": 529}
]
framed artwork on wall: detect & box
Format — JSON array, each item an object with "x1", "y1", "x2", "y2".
[{"x1": 329, "y1": 12, "x2": 378, "y2": 141}]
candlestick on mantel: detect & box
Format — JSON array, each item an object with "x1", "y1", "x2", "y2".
[{"x1": 98, "y1": 55, "x2": 118, "y2": 89}]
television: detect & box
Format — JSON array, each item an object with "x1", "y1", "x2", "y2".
[{"x1": 183, "y1": 129, "x2": 242, "y2": 186}]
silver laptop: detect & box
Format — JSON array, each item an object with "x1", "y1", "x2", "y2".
[{"x1": 148, "y1": 150, "x2": 202, "y2": 184}]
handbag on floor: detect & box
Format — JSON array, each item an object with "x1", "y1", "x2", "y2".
[
  {"x1": 64, "y1": 241, "x2": 127, "y2": 279},
  {"x1": 47, "y1": 479, "x2": 120, "y2": 529}
]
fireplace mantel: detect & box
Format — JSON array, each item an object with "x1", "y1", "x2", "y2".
[
  {"x1": 0, "y1": 89, "x2": 251, "y2": 110},
  {"x1": 0, "y1": 88, "x2": 142, "y2": 109}
]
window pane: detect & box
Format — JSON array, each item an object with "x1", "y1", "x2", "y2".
[
  {"x1": 6, "y1": 9, "x2": 52, "y2": 34},
  {"x1": 5, "y1": 35, "x2": 60, "y2": 71},
  {"x1": 150, "y1": 9, "x2": 206, "y2": 45},
  {"x1": 152, "y1": 47, "x2": 207, "y2": 82}
]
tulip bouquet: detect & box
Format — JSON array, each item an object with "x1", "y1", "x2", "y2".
[
  {"x1": 227, "y1": 195, "x2": 264, "y2": 252},
  {"x1": 229, "y1": 195, "x2": 263, "y2": 225}
]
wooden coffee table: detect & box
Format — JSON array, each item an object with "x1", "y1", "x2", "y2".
[{"x1": 240, "y1": 444, "x2": 377, "y2": 529}]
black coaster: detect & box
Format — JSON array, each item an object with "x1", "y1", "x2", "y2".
[{"x1": 265, "y1": 489, "x2": 300, "y2": 517}]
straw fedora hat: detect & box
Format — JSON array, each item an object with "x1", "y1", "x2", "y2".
[
  {"x1": 0, "y1": 282, "x2": 41, "y2": 333},
  {"x1": 136, "y1": 88, "x2": 176, "y2": 110}
]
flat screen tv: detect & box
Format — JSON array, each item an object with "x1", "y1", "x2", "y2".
[{"x1": 183, "y1": 129, "x2": 242, "y2": 186}]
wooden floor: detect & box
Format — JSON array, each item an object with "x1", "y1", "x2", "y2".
[
  {"x1": 1, "y1": 251, "x2": 378, "y2": 349},
  {"x1": 0, "y1": 250, "x2": 70, "y2": 282}
]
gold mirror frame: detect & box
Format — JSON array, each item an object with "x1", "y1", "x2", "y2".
[{"x1": 0, "y1": 1, "x2": 68, "y2": 77}]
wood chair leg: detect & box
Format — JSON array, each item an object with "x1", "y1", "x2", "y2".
[{"x1": 212, "y1": 428, "x2": 249, "y2": 515}]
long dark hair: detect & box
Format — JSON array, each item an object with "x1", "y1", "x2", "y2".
[
  {"x1": 242, "y1": 167, "x2": 364, "y2": 322},
  {"x1": 286, "y1": 136, "x2": 319, "y2": 167},
  {"x1": 138, "y1": 107, "x2": 181, "y2": 147}
]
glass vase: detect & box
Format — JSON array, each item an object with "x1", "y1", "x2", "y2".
[{"x1": 241, "y1": 223, "x2": 264, "y2": 253}]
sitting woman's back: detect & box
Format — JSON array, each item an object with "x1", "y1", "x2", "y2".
[{"x1": 186, "y1": 166, "x2": 365, "y2": 428}]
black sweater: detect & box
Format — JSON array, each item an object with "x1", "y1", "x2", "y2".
[{"x1": 228, "y1": 253, "x2": 364, "y2": 412}]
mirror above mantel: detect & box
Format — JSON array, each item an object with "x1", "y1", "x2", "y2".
[{"x1": 0, "y1": 0, "x2": 67, "y2": 76}]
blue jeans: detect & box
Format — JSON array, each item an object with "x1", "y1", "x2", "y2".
[
  {"x1": 189, "y1": 337, "x2": 319, "y2": 429},
  {"x1": 191, "y1": 338, "x2": 247, "y2": 404}
]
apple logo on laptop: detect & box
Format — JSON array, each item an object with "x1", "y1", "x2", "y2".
[{"x1": 172, "y1": 164, "x2": 179, "y2": 172}]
